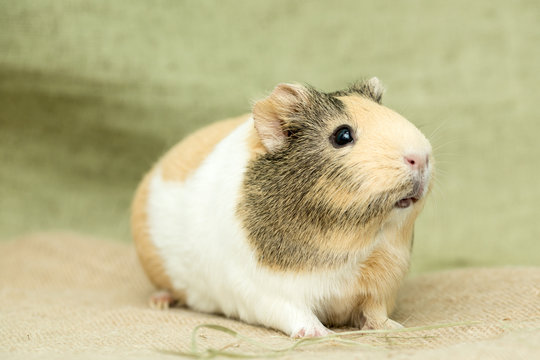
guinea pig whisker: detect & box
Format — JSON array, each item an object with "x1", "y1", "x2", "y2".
[{"x1": 426, "y1": 118, "x2": 449, "y2": 140}]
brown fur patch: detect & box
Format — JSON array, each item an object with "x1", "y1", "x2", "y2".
[
  {"x1": 160, "y1": 115, "x2": 249, "y2": 182},
  {"x1": 320, "y1": 211, "x2": 419, "y2": 328},
  {"x1": 352, "y1": 220, "x2": 416, "y2": 324}
]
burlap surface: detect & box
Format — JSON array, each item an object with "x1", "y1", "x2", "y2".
[{"x1": 1, "y1": 233, "x2": 538, "y2": 359}]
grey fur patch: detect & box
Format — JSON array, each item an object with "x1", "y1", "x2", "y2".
[
  {"x1": 329, "y1": 77, "x2": 385, "y2": 104},
  {"x1": 237, "y1": 84, "x2": 405, "y2": 271}
]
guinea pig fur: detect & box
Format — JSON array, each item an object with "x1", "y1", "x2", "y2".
[{"x1": 131, "y1": 78, "x2": 433, "y2": 338}]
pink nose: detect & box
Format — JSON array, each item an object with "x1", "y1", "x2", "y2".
[{"x1": 404, "y1": 153, "x2": 429, "y2": 170}]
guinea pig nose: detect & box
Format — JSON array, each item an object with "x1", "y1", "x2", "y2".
[{"x1": 404, "y1": 153, "x2": 428, "y2": 170}]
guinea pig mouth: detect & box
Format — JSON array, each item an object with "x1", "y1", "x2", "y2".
[
  {"x1": 395, "y1": 197, "x2": 419, "y2": 209},
  {"x1": 395, "y1": 180, "x2": 424, "y2": 209}
]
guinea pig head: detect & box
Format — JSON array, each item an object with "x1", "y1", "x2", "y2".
[{"x1": 242, "y1": 79, "x2": 433, "y2": 269}]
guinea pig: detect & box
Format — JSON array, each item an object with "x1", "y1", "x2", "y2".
[{"x1": 131, "y1": 78, "x2": 433, "y2": 338}]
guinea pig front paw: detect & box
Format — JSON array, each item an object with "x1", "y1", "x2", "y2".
[
  {"x1": 362, "y1": 318, "x2": 404, "y2": 331},
  {"x1": 291, "y1": 324, "x2": 330, "y2": 338}
]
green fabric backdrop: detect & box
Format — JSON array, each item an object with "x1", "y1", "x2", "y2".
[{"x1": 1, "y1": 0, "x2": 538, "y2": 272}]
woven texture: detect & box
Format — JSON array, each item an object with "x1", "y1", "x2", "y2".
[{"x1": 1, "y1": 233, "x2": 539, "y2": 359}]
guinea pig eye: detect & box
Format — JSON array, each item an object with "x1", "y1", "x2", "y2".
[{"x1": 331, "y1": 125, "x2": 354, "y2": 148}]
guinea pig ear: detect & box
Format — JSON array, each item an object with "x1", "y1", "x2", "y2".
[
  {"x1": 252, "y1": 83, "x2": 308, "y2": 152},
  {"x1": 366, "y1": 77, "x2": 384, "y2": 103}
]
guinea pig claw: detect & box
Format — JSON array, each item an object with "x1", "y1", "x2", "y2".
[{"x1": 149, "y1": 290, "x2": 175, "y2": 310}]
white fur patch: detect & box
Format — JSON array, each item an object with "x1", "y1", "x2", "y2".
[{"x1": 146, "y1": 118, "x2": 370, "y2": 335}]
